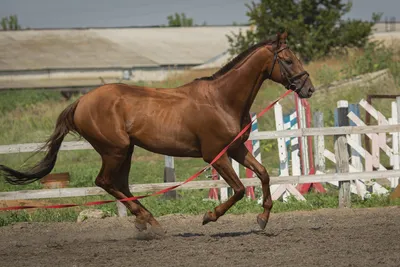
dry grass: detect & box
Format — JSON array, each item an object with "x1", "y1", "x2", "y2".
[{"x1": 156, "y1": 51, "x2": 351, "y2": 88}]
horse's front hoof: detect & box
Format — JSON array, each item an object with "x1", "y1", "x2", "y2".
[
  {"x1": 135, "y1": 222, "x2": 147, "y2": 232},
  {"x1": 257, "y1": 214, "x2": 268, "y2": 230},
  {"x1": 202, "y1": 211, "x2": 215, "y2": 225},
  {"x1": 135, "y1": 219, "x2": 148, "y2": 232}
]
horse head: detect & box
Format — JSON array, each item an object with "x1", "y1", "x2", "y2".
[{"x1": 266, "y1": 31, "x2": 315, "y2": 98}]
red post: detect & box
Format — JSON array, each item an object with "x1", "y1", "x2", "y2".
[
  {"x1": 245, "y1": 140, "x2": 256, "y2": 200},
  {"x1": 303, "y1": 100, "x2": 316, "y2": 174},
  {"x1": 208, "y1": 168, "x2": 219, "y2": 200},
  {"x1": 295, "y1": 98, "x2": 326, "y2": 194}
]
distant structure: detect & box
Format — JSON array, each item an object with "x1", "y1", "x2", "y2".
[
  {"x1": 0, "y1": 26, "x2": 249, "y2": 92},
  {"x1": 0, "y1": 23, "x2": 398, "y2": 93}
]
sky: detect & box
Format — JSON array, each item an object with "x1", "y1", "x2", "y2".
[{"x1": 0, "y1": 0, "x2": 399, "y2": 29}]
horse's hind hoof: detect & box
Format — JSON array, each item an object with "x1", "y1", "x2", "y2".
[
  {"x1": 202, "y1": 211, "x2": 215, "y2": 225},
  {"x1": 150, "y1": 225, "x2": 166, "y2": 237},
  {"x1": 257, "y1": 215, "x2": 268, "y2": 230}
]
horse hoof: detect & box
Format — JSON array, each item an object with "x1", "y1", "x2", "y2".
[
  {"x1": 257, "y1": 215, "x2": 268, "y2": 230},
  {"x1": 151, "y1": 225, "x2": 166, "y2": 237},
  {"x1": 135, "y1": 221, "x2": 148, "y2": 232},
  {"x1": 202, "y1": 211, "x2": 214, "y2": 225}
]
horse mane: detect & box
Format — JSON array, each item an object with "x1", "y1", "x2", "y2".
[{"x1": 196, "y1": 38, "x2": 277, "y2": 81}]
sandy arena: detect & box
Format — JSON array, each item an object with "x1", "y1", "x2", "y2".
[{"x1": 0, "y1": 206, "x2": 399, "y2": 267}]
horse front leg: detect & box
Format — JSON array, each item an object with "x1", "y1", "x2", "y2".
[
  {"x1": 202, "y1": 153, "x2": 246, "y2": 225},
  {"x1": 229, "y1": 144, "x2": 273, "y2": 230}
]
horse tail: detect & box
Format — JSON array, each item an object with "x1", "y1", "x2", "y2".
[{"x1": 0, "y1": 100, "x2": 80, "y2": 185}]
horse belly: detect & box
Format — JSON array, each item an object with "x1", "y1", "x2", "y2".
[
  {"x1": 128, "y1": 124, "x2": 201, "y2": 157},
  {"x1": 135, "y1": 141, "x2": 202, "y2": 158}
]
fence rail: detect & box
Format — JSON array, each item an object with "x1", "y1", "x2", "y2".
[
  {"x1": 1, "y1": 170, "x2": 399, "y2": 201},
  {"x1": 1, "y1": 125, "x2": 399, "y2": 155}
]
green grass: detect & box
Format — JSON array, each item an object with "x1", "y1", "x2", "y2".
[{"x1": 0, "y1": 89, "x2": 61, "y2": 114}]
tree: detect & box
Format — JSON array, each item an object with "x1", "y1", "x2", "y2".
[
  {"x1": 1, "y1": 15, "x2": 21, "y2": 31},
  {"x1": 227, "y1": 0, "x2": 381, "y2": 62},
  {"x1": 167, "y1": 13, "x2": 194, "y2": 27}
]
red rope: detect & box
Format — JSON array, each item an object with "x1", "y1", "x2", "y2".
[{"x1": 0, "y1": 90, "x2": 293, "y2": 211}]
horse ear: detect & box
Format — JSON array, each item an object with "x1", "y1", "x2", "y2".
[
  {"x1": 274, "y1": 30, "x2": 288, "y2": 50},
  {"x1": 274, "y1": 32, "x2": 281, "y2": 50},
  {"x1": 280, "y1": 31, "x2": 288, "y2": 43},
  {"x1": 276, "y1": 32, "x2": 281, "y2": 42}
]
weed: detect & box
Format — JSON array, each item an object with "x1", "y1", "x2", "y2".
[
  {"x1": 315, "y1": 64, "x2": 340, "y2": 85},
  {"x1": 341, "y1": 41, "x2": 400, "y2": 85}
]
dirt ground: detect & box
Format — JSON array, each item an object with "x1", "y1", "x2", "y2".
[{"x1": 0, "y1": 207, "x2": 399, "y2": 267}]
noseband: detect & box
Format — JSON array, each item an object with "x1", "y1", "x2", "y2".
[{"x1": 267, "y1": 46, "x2": 309, "y2": 93}]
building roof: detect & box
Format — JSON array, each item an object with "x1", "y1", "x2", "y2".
[{"x1": 0, "y1": 26, "x2": 250, "y2": 71}]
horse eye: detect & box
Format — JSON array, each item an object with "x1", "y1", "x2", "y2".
[{"x1": 286, "y1": 59, "x2": 293, "y2": 65}]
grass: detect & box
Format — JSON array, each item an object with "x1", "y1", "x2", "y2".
[
  {"x1": 0, "y1": 89, "x2": 61, "y2": 114},
  {"x1": 0, "y1": 42, "x2": 400, "y2": 226}
]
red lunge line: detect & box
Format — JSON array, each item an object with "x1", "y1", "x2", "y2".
[{"x1": 0, "y1": 90, "x2": 293, "y2": 211}]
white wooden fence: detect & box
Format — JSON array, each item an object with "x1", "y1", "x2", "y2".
[
  {"x1": 1, "y1": 122, "x2": 399, "y2": 215},
  {"x1": 272, "y1": 97, "x2": 400, "y2": 201},
  {"x1": 1, "y1": 170, "x2": 399, "y2": 200},
  {"x1": 1, "y1": 125, "x2": 399, "y2": 155}
]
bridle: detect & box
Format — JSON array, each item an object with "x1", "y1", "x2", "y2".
[{"x1": 267, "y1": 45, "x2": 309, "y2": 94}]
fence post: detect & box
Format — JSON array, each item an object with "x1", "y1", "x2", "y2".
[
  {"x1": 287, "y1": 111, "x2": 301, "y2": 177},
  {"x1": 348, "y1": 104, "x2": 363, "y2": 171},
  {"x1": 335, "y1": 101, "x2": 351, "y2": 208},
  {"x1": 163, "y1": 156, "x2": 177, "y2": 199},
  {"x1": 273, "y1": 102, "x2": 290, "y2": 201},
  {"x1": 313, "y1": 111, "x2": 325, "y2": 173},
  {"x1": 295, "y1": 94, "x2": 309, "y2": 175},
  {"x1": 396, "y1": 97, "x2": 400, "y2": 187},
  {"x1": 348, "y1": 103, "x2": 368, "y2": 198},
  {"x1": 116, "y1": 201, "x2": 127, "y2": 217},
  {"x1": 275, "y1": 102, "x2": 289, "y2": 176},
  {"x1": 390, "y1": 101, "x2": 399, "y2": 188},
  {"x1": 230, "y1": 158, "x2": 239, "y2": 199}
]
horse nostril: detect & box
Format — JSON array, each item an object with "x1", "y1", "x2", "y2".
[{"x1": 309, "y1": 87, "x2": 315, "y2": 93}]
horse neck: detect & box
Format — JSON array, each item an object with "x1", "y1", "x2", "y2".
[{"x1": 215, "y1": 46, "x2": 271, "y2": 120}]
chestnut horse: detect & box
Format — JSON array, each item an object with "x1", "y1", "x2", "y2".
[{"x1": 0, "y1": 32, "x2": 314, "y2": 234}]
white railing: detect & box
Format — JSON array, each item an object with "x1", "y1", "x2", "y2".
[
  {"x1": 1, "y1": 170, "x2": 399, "y2": 201},
  {"x1": 1, "y1": 125, "x2": 399, "y2": 155}
]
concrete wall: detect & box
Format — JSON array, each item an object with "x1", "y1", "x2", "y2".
[{"x1": 0, "y1": 66, "x2": 190, "y2": 90}]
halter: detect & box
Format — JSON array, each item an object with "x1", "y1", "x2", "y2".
[{"x1": 267, "y1": 46, "x2": 309, "y2": 94}]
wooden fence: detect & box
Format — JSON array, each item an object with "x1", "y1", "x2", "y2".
[
  {"x1": 271, "y1": 96, "x2": 400, "y2": 199},
  {"x1": 1, "y1": 125, "x2": 399, "y2": 155},
  {"x1": 1, "y1": 170, "x2": 399, "y2": 201},
  {"x1": 1, "y1": 122, "x2": 399, "y2": 215}
]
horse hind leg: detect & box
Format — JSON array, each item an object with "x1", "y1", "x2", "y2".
[
  {"x1": 94, "y1": 145, "x2": 164, "y2": 235},
  {"x1": 116, "y1": 145, "x2": 165, "y2": 235}
]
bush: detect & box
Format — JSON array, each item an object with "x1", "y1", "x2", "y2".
[
  {"x1": 167, "y1": 13, "x2": 194, "y2": 27},
  {"x1": 227, "y1": 0, "x2": 381, "y2": 62},
  {"x1": 1, "y1": 15, "x2": 21, "y2": 31},
  {"x1": 341, "y1": 41, "x2": 400, "y2": 83}
]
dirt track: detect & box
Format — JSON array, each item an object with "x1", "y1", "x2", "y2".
[{"x1": 0, "y1": 207, "x2": 399, "y2": 267}]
